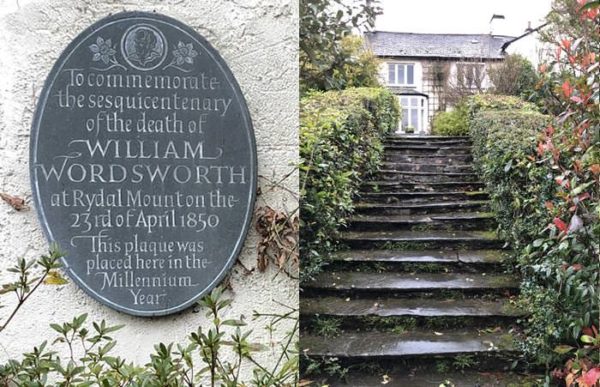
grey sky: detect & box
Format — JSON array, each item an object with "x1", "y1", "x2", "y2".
[{"x1": 375, "y1": 0, "x2": 552, "y2": 37}]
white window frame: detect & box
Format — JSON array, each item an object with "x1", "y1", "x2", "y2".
[
  {"x1": 454, "y1": 61, "x2": 486, "y2": 90},
  {"x1": 398, "y1": 95, "x2": 428, "y2": 134},
  {"x1": 387, "y1": 63, "x2": 416, "y2": 86}
]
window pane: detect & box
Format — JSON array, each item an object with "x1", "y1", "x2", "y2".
[
  {"x1": 411, "y1": 109, "x2": 418, "y2": 128},
  {"x1": 407, "y1": 65, "x2": 414, "y2": 85},
  {"x1": 398, "y1": 65, "x2": 405, "y2": 84},
  {"x1": 402, "y1": 109, "x2": 409, "y2": 128},
  {"x1": 411, "y1": 97, "x2": 418, "y2": 107},
  {"x1": 388, "y1": 64, "x2": 396, "y2": 84},
  {"x1": 401, "y1": 97, "x2": 408, "y2": 106}
]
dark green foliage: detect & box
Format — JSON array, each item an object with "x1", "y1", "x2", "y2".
[
  {"x1": 300, "y1": 88, "x2": 400, "y2": 282},
  {"x1": 524, "y1": 2, "x2": 599, "y2": 382},
  {"x1": 431, "y1": 103, "x2": 468, "y2": 136},
  {"x1": 299, "y1": 0, "x2": 381, "y2": 93},
  {"x1": 469, "y1": 101, "x2": 599, "y2": 372},
  {"x1": 0, "y1": 286, "x2": 299, "y2": 386},
  {"x1": 328, "y1": 36, "x2": 382, "y2": 91},
  {"x1": 487, "y1": 54, "x2": 539, "y2": 99},
  {"x1": 466, "y1": 94, "x2": 538, "y2": 120},
  {"x1": 470, "y1": 109, "x2": 552, "y2": 245}
]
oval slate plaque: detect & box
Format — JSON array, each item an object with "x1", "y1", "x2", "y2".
[{"x1": 30, "y1": 12, "x2": 256, "y2": 316}]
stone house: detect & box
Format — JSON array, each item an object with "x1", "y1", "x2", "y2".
[{"x1": 365, "y1": 31, "x2": 515, "y2": 134}]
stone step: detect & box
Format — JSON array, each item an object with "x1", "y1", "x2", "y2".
[
  {"x1": 340, "y1": 230, "x2": 502, "y2": 249},
  {"x1": 377, "y1": 170, "x2": 480, "y2": 183},
  {"x1": 363, "y1": 181, "x2": 485, "y2": 192},
  {"x1": 354, "y1": 201, "x2": 490, "y2": 215},
  {"x1": 384, "y1": 145, "x2": 472, "y2": 155},
  {"x1": 304, "y1": 271, "x2": 519, "y2": 293},
  {"x1": 330, "y1": 249, "x2": 505, "y2": 265},
  {"x1": 385, "y1": 154, "x2": 474, "y2": 164},
  {"x1": 384, "y1": 138, "x2": 472, "y2": 146},
  {"x1": 301, "y1": 297, "x2": 523, "y2": 318},
  {"x1": 348, "y1": 212, "x2": 495, "y2": 231},
  {"x1": 301, "y1": 329, "x2": 516, "y2": 358},
  {"x1": 358, "y1": 191, "x2": 488, "y2": 204},
  {"x1": 381, "y1": 161, "x2": 474, "y2": 173},
  {"x1": 387, "y1": 135, "x2": 470, "y2": 140},
  {"x1": 316, "y1": 370, "x2": 540, "y2": 387}
]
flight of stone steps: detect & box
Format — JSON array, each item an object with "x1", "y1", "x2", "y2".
[{"x1": 301, "y1": 135, "x2": 534, "y2": 386}]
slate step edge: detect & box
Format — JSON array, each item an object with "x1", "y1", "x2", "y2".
[
  {"x1": 387, "y1": 135, "x2": 470, "y2": 139},
  {"x1": 354, "y1": 200, "x2": 489, "y2": 210},
  {"x1": 318, "y1": 371, "x2": 540, "y2": 387},
  {"x1": 301, "y1": 329, "x2": 516, "y2": 357},
  {"x1": 329, "y1": 249, "x2": 506, "y2": 264},
  {"x1": 300, "y1": 297, "x2": 524, "y2": 318},
  {"x1": 378, "y1": 170, "x2": 479, "y2": 176},
  {"x1": 305, "y1": 271, "x2": 519, "y2": 291},
  {"x1": 357, "y1": 191, "x2": 489, "y2": 202},
  {"x1": 364, "y1": 181, "x2": 484, "y2": 186},
  {"x1": 340, "y1": 230, "x2": 499, "y2": 242}
]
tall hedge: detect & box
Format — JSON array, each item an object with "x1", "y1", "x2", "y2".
[
  {"x1": 470, "y1": 109, "x2": 552, "y2": 246},
  {"x1": 431, "y1": 94, "x2": 538, "y2": 137},
  {"x1": 300, "y1": 88, "x2": 400, "y2": 282},
  {"x1": 467, "y1": 94, "x2": 538, "y2": 118},
  {"x1": 470, "y1": 101, "x2": 599, "y2": 369}
]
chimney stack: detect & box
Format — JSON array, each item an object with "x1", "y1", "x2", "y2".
[{"x1": 489, "y1": 14, "x2": 506, "y2": 35}]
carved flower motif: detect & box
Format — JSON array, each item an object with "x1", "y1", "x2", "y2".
[
  {"x1": 89, "y1": 37, "x2": 116, "y2": 64},
  {"x1": 172, "y1": 42, "x2": 198, "y2": 66}
]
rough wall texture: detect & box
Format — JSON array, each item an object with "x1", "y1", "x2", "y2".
[{"x1": 0, "y1": 0, "x2": 298, "y2": 378}]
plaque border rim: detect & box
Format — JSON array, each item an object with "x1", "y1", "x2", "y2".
[{"x1": 29, "y1": 11, "x2": 258, "y2": 317}]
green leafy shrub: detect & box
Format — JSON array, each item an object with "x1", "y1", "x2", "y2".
[
  {"x1": 431, "y1": 103, "x2": 468, "y2": 136},
  {"x1": 487, "y1": 54, "x2": 539, "y2": 99},
  {"x1": 466, "y1": 94, "x2": 538, "y2": 121},
  {"x1": 0, "y1": 286, "x2": 299, "y2": 386},
  {"x1": 300, "y1": 87, "x2": 399, "y2": 282},
  {"x1": 327, "y1": 35, "x2": 382, "y2": 91},
  {"x1": 470, "y1": 106, "x2": 599, "y2": 379},
  {"x1": 300, "y1": 0, "x2": 380, "y2": 93},
  {"x1": 470, "y1": 109, "x2": 552, "y2": 247}
]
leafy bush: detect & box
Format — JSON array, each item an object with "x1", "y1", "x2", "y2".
[
  {"x1": 328, "y1": 35, "x2": 381, "y2": 91},
  {"x1": 300, "y1": 87, "x2": 399, "y2": 282},
  {"x1": 471, "y1": 105, "x2": 599, "y2": 380},
  {"x1": 466, "y1": 94, "x2": 538, "y2": 120},
  {"x1": 0, "y1": 285, "x2": 299, "y2": 386},
  {"x1": 300, "y1": 0, "x2": 380, "y2": 93},
  {"x1": 487, "y1": 54, "x2": 539, "y2": 99},
  {"x1": 470, "y1": 109, "x2": 552, "y2": 246},
  {"x1": 431, "y1": 103, "x2": 468, "y2": 136},
  {"x1": 470, "y1": 27, "x2": 599, "y2": 381}
]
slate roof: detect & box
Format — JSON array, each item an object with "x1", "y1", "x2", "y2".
[{"x1": 365, "y1": 31, "x2": 515, "y2": 60}]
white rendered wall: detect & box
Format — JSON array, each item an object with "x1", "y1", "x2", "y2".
[{"x1": 0, "y1": 0, "x2": 298, "y2": 379}]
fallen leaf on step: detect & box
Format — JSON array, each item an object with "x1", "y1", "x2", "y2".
[{"x1": 381, "y1": 374, "x2": 390, "y2": 384}]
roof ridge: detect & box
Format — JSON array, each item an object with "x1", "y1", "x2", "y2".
[{"x1": 367, "y1": 30, "x2": 515, "y2": 39}]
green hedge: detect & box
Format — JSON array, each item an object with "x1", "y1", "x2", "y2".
[
  {"x1": 300, "y1": 88, "x2": 399, "y2": 282},
  {"x1": 431, "y1": 103, "x2": 468, "y2": 136},
  {"x1": 470, "y1": 109, "x2": 552, "y2": 245},
  {"x1": 466, "y1": 94, "x2": 538, "y2": 119},
  {"x1": 470, "y1": 105, "x2": 599, "y2": 368},
  {"x1": 431, "y1": 94, "x2": 537, "y2": 137}
]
